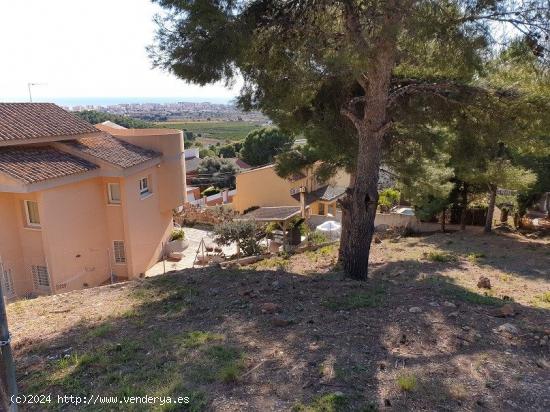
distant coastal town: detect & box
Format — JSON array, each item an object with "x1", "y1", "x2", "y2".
[{"x1": 66, "y1": 101, "x2": 269, "y2": 123}]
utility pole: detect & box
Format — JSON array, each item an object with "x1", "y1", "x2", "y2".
[{"x1": 0, "y1": 275, "x2": 17, "y2": 412}]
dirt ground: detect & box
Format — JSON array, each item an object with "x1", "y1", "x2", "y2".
[{"x1": 7, "y1": 230, "x2": 550, "y2": 411}]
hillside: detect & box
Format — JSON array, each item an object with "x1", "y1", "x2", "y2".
[
  {"x1": 156, "y1": 121, "x2": 263, "y2": 142},
  {"x1": 8, "y1": 231, "x2": 550, "y2": 411}
]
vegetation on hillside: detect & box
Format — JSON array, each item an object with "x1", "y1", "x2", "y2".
[
  {"x1": 193, "y1": 157, "x2": 238, "y2": 189},
  {"x1": 240, "y1": 127, "x2": 294, "y2": 166},
  {"x1": 74, "y1": 110, "x2": 155, "y2": 129},
  {"x1": 156, "y1": 121, "x2": 262, "y2": 141}
]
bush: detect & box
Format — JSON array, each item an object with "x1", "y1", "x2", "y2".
[
  {"x1": 379, "y1": 188, "x2": 400, "y2": 212},
  {"x1": 308, "y1": 231, "x2": 329, "y2": 244},
  {"x1": 397, "y1": 373, "x2": 417, "y2": 392},
  {"x1": 213, "y1": 220, "x2": 263, "y2": 257},
  {"x1": 427, "y1": 251, "x2": 457, "y2": 263},
  {"x1": 169, "y1": 228, "x2": 185, "y2": 241},
  {"x1": 201, "y1": 186, "x2": 220, "y2": 197}
]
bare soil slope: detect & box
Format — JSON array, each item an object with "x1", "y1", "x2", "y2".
[{"x1": 8, "y1": 231, "x2": 550, "y2": 411}]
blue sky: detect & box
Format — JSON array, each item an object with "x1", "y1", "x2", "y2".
[{"x1": 0, "y1": 0, "x2": 240, "y2": 103}]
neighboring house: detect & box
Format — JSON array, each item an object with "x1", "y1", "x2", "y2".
[
  {"x1": 225, "y1": 157, "x2": 251, "y2": 171},
  {"x1": 233, "y1": 163, "x2": 350, "y2": 216},
  {"x1": 0, "y1": 103, "x2": 186, "y2": 299}
]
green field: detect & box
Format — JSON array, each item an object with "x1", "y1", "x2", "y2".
[{"x1": 156, "y1": 120, "x2": 263, "y2": 141}]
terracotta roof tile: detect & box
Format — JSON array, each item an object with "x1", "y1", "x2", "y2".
[
  {"x1": 0, "y1": 103, "x2": 98, "y2": 142},
  {"x1": 0, "y1": 146, "x2": 98, "y2": 184},
  {"x1": 61, "y1": 133, "x2": 161, "y2": 168}
]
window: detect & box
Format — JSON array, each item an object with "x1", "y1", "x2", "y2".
[
  {"x1": 108, "y1": 183, "x2": 121, "y2": 204},
  {"x1": 113, "y1": 241, "x2": 126, "y2": 264},
  {"x1": 24, "y1": 200, "x2": 41, "y2": 227},
  {"x1": 32, "y1": 265, "x2": 50, "y2": 290},
  {"x1": 139, "y1": 176, "x2": 151, "y2": 197},
  {"x1": 1, "y1": 266, "x2": 14, "y2": 298}
]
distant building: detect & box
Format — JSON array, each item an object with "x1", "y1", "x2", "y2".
[
  {"x1": 0, "y1": 104, "x2": 186, "y2": 299},
  {"x1": 233, "y1": 163, "x2": 349, "y2": 216}
]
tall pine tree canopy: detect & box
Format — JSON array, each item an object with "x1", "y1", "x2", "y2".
[{"x1": 150, "y1": 0, "x2": 550, "y2": 278}]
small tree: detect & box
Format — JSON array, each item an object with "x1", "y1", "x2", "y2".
[
  {"x1": 217, "y1": 144, "x2": 237, "y2": 158},
  {"x1": 213, "y1": 220, "x2": 263, "y2": 257},
  {"x1": 399, "y1": 156, "x2": 454, "y2": 232},
  {"x1": 240, "y1": 128, "x2": 294, "y2": 166},
  {"x1": 475, "y1": 160, "x2": 537, "y2": 232},
  {"x1": 150, "y1": 0, "x2": 550, "y2": 279}
]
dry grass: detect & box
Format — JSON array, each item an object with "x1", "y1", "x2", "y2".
[{"x1": 7, "y1": 231, "x2": 550, "y2": 411}]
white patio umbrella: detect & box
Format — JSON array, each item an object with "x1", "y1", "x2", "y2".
[{"x1": 316, "y1": 220, "x2": 342, "y2": 240}]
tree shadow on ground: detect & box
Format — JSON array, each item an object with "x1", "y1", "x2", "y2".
[
  {"x1": 10, "y1": 261, "x2": 550, "y2": 412},
  {"x1": 419, "y1": 231, "x2": 550, "y2": 281}
]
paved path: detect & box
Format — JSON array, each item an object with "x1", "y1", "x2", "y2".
[{"x1": 145, "y1": 226, "x2": 235, "y2": 277}]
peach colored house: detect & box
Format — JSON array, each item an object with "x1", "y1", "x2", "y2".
[
  {"x1": 0, "y1": 103, "x2": 186, "y2": 299},
  {"x1": 233, "y1": 163, "x2": 349, "y2": 216}
]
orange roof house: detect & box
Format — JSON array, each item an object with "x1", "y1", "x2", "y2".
[{"x1": 0, "y1": 103, "x2": 186, "y2": 299}]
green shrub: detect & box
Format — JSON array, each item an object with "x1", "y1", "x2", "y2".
[
  {"x1": 182, "y1": 331, "x2": 224, "y2": 348},
  {"x1": 201, "y1": 186, "x2": 220, "y2": 197},
  {"x1": 169, "y1": 228, "x2": 185, "y2": 241},
  {"x1": 293, "y1": 392, "x2": 348, "y2": 412},
  {"x1": 308, "y1": 231, "x2": 329, "y2": 244},
  {"x1": 378, "y1": 188, "x2": 400, "y2": 212},
  {"x1": 397, "y1": 373, "x2": 417, "y2": 392},
  {"x1": 213, "y1": 220, "x2": 263, "y2": 256},
  {"x1": 427, "y1": 252, "x2": 457, "y2": 263}
]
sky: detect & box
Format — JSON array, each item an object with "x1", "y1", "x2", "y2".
[{"x1": 0, "y1": 0, "x2": 240, "y2": 104}]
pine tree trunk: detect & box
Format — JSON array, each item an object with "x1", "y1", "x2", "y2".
[
  {"x1": 441, "y1": 207, "x2": 447, "y2": 232},
  {"x1": 484, "y1": 185, "x2": 497, "y2": 233},
  {"x1": 460, "y1": 183, "x2": 468, "y2": 230},
  {"x1": 338, "y1": 1, "x2": 401, "y2": 280},
  {"x1": 341, "y1": 135, "x2": 383, "y2": 279},
  {"x1": 338, "y1": 172, "x2": 356, "y2": 266}
]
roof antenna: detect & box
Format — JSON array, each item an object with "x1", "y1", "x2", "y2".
[{"x1": 27, "y1": 83, "x2": 46, "y2": 102}]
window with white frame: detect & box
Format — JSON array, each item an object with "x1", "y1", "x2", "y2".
[
  {"x1": 24, "y1": 200, "x2": 41, "y2": 228},
  {"x1": 108, "y1": 183, "x2": 121, "y2": 204},
  {"x1": 1, "y1": 265, "x2": 14, "y2": 297},
  {"x1": 113, "y1": 240, "x2": 126, "y2": 264},
  {"x1": 32, "y1": 265, "x2": 50, "y2": 290},
  {"x1": 139, "y1": 176, "x2": 151, "y2": 197}
]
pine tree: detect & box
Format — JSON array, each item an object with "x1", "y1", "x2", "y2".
[{"x1": 149, "y1": 0, "x2": 550, "y2": 279}]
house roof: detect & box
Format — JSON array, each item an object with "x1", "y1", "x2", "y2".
[
  {"x1": 236, "y1": 206, "x2": 303, "y2": 222},
  {"x1": 60, "y1": 133, "x2": 161, "y2": 169},
  {"x1": 0, "y1": 103, "x2": 98, "y2": 142},
  {"x1": 291, "y1": 185, "x2": 347, "y2": 205},
  {"x1": 99, "y1": 120, "x2": 126, "y2": 129},
  {"x1": 225, "y1": 158, "x2": 251, "y2": 170},
  {"x1": 0, "y1": 146, "x2": 98, "y2": 184}
]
